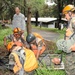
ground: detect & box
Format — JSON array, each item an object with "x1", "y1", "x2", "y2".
[{"x1": 0, "y1": 25, "x2": 66, "y2": 75}]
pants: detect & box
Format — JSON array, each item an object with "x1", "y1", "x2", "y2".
[{"x1": 65, "y1": 52, "x2": 75, "y2": 75}]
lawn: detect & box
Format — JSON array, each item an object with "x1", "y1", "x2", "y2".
[
  {"x1": 0, "y1": 25, "x2": 66, "y2": 75},
  {"x1": 35, "y1": 69, "x2": 66, "y2": 75},
  {"x1": 0, "y1": 26, "x2": 12, "y2": 46}
]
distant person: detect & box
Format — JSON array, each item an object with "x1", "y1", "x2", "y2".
[{"x1": 12, "y1": 7, "x2": 26, "y2": 31}]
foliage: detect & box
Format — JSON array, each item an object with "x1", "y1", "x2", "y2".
[
  {"x1": 0, "y1": 26, "x2": 12, "y2": 46},
  {"x1": 26, "y1": 0, "x2": 59, "y2": 17},
  {"x1": 0, "y1": 0, "x2": 25, "y2": 20},
  {"x1": 25, "y1": 0, "x2": 44, "y2": 17},
  {"x1": 40, "y1": 5, "x2": 59, "y2": 17},
  {"x1": 35, "y1": 68, "x2": 66, "y2": 75}
]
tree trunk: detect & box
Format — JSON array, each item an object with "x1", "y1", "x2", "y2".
[
  {"x1": 73, "y1": 0, "x2": 75, "y2": 6},
  {"x1": 24, "y1": 0, "x2": 26, "y2": 16},
  {"x1": 35, "y1": 10, "x2": 39, "y2": 26},
  {"x1": 27, "y1": 7, "x2": 32, "y2": 35},
  {"x1": 57, "y1": 0, "x2": 62, "y2": 30}
]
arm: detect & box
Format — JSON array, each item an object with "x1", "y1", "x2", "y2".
[
  {"x1": 20, "y1": 37, "x2": 30, "y2": 48},
  {"x1": 70, "y1": 44, "x2": 75, "y2": 51},
  {"x1": 4, "y1": 34, "x2": 13, "y2": 47},
  {"x1": 21, "y1": 15, "x2": 26, "y2": 31},
  {"x1": 4, "y1": 37, "x2": 7, "y2": 47},
  {"x1": 36, "y1": 49, "x2": 40, "y2": 59},
  {"x1": 36, "y1": 41, "x2": 43, "y2": 59}
]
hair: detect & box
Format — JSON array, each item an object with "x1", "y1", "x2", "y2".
[
  {"x1": 15, "y1": 7, "x2": 20, "y2": 10},
  {"x1": 72, "y1": 10, "x2": 75, "y2": 14}
]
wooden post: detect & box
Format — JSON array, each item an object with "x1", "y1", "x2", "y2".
[{"x1": 27, "y1": 7, "x2": 32, "y2": 35}]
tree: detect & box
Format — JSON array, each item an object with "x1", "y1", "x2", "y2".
[
  {"x1": 53, "y1": 0, "x2": 75, "y2": 30},
  {"x1": 0, "y1": 0, "x2": 25, "y2": 20},
  {"x1": 27, "y1": 7, "x2": 32, "y2": 34}
]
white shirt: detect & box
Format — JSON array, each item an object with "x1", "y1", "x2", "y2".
[{"x1": 12, "y1": 13, "x2": 26, "y2": 31}]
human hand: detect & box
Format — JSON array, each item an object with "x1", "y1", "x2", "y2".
[
  {"x1": 70, "y1": 44, "x2": 75, "y2": 51},
  {"x1": 52, "y1": 57, "x2": 60, "y2": 65},
  {"x1": 14, "y1": 41, "x2": 23, "y2": 47}
]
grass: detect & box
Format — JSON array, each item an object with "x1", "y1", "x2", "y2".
[
  {"x1": 0, "y1": 26, "x2": 12, "y2": 46},
  {"x1": 35, "y1": 69, "x2": 66, "y2": 75}
]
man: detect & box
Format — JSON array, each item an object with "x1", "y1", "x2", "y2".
[
  {"x1": 63, "y1": 5, "x2": 75, "y2": 40},
  {"x1": 12, "y1": 7, "x2": 26, "y2": 31},
  {"x1": 4, "y1": 28, "x2": 29, "y2": 49},
  {"x1": 52, "y1": 5, "x2": 75, "y2": 75},
  {"x1": 26, "y1": 33, "x2": 46, "y2": 59}
]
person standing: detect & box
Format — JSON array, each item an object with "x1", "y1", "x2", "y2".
[{"x1": 12, "y1": 7, "x2": 26, "y2": 31}]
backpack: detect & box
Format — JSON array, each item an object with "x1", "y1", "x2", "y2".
[
  {"x1": 9, "y1": 47, "x2": 38, "y2": 73},
  {"x1": 33, "y1": 32, "x2": 44, "y2": 41},
  {"x1": 24, "y1": 48, "x2": 38, "y2": 72}
]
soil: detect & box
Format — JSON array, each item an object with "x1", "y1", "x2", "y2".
[
  {"x1": 44, "y1": 40, "x2": 57, "y2": 54},
  {"x1": 0, "y1": 47, "x2": 8, "y2": 57},
  {"x1": 0, "y1": 47, "x2": 14, "y2": 75}
]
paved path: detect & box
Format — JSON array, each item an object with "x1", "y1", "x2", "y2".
[
  {"x1": 32, "y1": 28, "x2": 59, "y2": 41},
  {"x1": 6, "y1": 24, "x2": 59, "y2": 41}
]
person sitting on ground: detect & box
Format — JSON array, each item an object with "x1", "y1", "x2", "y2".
[
  {"x1": 4, "y1": 27, "x2": 29, "y2": 49},
  {"x1": 26, "y1": 33, "x2": 46, "y2": 59},
  {"x1": 6, "y1": 41, "x2": 38, "y2": 75}
]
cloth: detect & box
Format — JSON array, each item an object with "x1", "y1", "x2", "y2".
[
  {"x1": 68, "y1": 17, "x2": 75, "y2": 33},
  {"x1": 12, "y1": 13, "x2": 26, "y2": 31},
  {"x1": 30, "y1": 38, "x2": 46, "y2": 57},
  {"x1": 57, "y1": 16, "x2": 75, "y2": 75},
  {"x1": 65, "y1": 52, "x2": 75, "y2": 75},
  {"x1": 36, "y1": 38, "x2": 44, "y2": 50},
  {"x1": 6, "y1": 34, "x2": 22, "y2": 42},
  {"x1": 6, "y1": 34, "x2": 29, "y2": 48},
  {"x1": 9, "y1": 47, "x2": 25, "y2": 74}
]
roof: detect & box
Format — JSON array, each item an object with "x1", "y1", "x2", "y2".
[{"x1": 25, "y1": 17, "x2": 57, "y2": 23}]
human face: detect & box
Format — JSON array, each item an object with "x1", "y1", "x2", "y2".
[
  {"x1": 14, "y1": 33, "x2": 20, "y2": 38},
  {"x1": 64, "y1": 13, "x2": 71, "y2": 21},
  {"x1": 15, "y1": 7, "x2": 20, "y2": 15},
  {"x1": 66, "y1": 28, "x2": 72, "y2": 37}
]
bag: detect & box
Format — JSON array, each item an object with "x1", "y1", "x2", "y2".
[
  {"x1": 33, "y1": 32, "x2": 44, "y2": 41},
  {"x1": 9, "y1": 47, "x2": 38, "y2": 73},
  {"x1": 24, "y1": 48, "x2": 38, "y2": 72}
]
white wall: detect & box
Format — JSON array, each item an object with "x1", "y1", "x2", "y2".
[{"x1": 45, "y1": 0, "x2": 56, "y2": 6}]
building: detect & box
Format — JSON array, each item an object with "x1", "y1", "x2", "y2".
[{"x1": 45, "y1": 0, "x2": 56, "y2": 6}]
